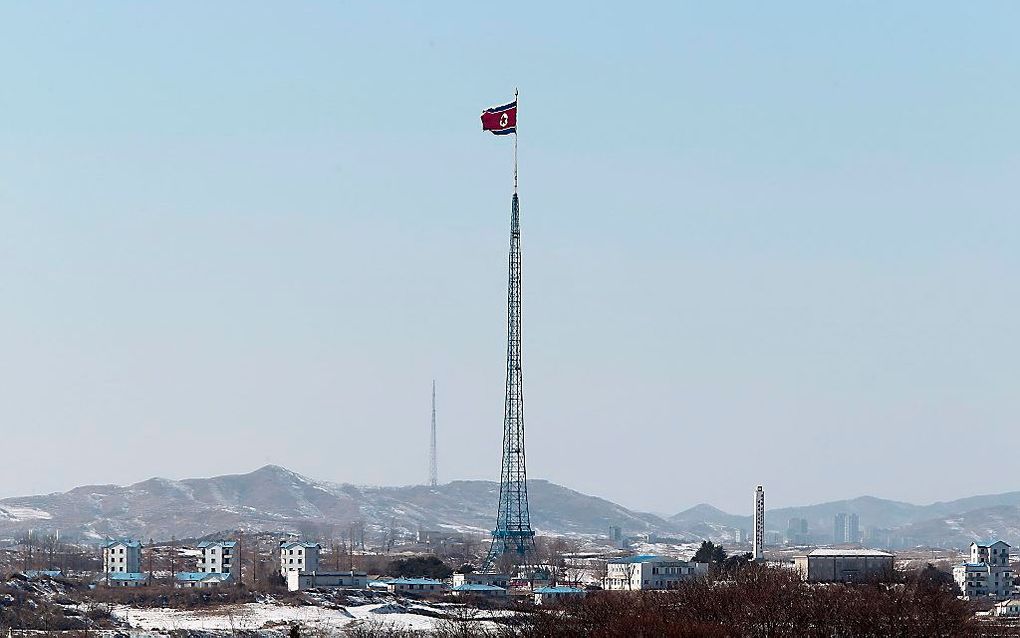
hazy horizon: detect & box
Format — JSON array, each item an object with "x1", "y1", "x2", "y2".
[
  {"x1": 2, "y1": 2, "x2": 1018, "y2": 514},
  {"x1": 1, "y1": 461, "x2": 1013, "y2": 519}
]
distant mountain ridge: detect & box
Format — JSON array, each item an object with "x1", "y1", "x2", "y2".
[
  {"x1": 1, "y1": 465, "x2": 1019, "y2": 548},
  {"x1": 672, "y1": 492, "x2": 1020, "y2": 547},
  {"x1": 0, "y1": 465, "x2": 677, "y2": 542}
]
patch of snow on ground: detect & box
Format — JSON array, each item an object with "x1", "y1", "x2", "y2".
[
  {"x1": 0, "y1": 506, "x2": 53, "y2": 521},
  {"x1": 112, "y1": 602, "x2": 506, "y2": 634}
]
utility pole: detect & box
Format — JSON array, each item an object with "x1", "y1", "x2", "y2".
[
  {"x1": 252, "y1": 537, "x2": 258, "y2": 589},
  {"x1": 236, "y1": 530, "x2": 243, "y2": 588},
  {"x1": 170, "y1": 536, "x2": 176, "y2": 581}
]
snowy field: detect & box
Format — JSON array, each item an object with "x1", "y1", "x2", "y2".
[{"x1": 111, "y1": 600, "x2": 508, "y2": 635}]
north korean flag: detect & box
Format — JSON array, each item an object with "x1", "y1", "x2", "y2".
[{"x1": 481, "y1": 100, "x2": 517, "y2": 135}]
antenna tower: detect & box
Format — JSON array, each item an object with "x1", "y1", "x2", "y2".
[
  {"x1": 483, "y1": 186, "x2": 536, "y2": 570},
  {"x1": 429, "y1": 380, "x2": 438, "y2": 487}
]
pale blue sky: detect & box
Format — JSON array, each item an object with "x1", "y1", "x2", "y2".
[{"x1": 1, "y1": 2, "x2": 1018, "y2": 514}]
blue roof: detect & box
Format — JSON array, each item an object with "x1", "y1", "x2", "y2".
[
  {"x1": 103, "y1": 539, "x2": 141, "y2": 549},
  {"x1": 973, "y1": 540, "x2": 1010, "y2": 547},
  {"x1": 197, "y1": 541, "x2": 237, "y2": 548},
  {"x1": 108, "y1": 572, "x2": 148, "y2": 581},
  {"x1": 609, "y1": 554, "x2": 664, "y2": 564},
  {"x1": 962, "y1": 562, "x2": 990, "y2": 568},
  {"x1": 534, "y1": 586, "x2": 585, "y2": 594},
  {"x1": 453, "y1": 583, "x2": 505, "y2": 591},
  {"x1": 175, "y1": 572, "x2": 232, "y2": 582},
  {"x1": 389, "y1": 577, "x2": 445, "y2": 586},
  {"x1": 280, "y1": 541, "x2": 320, "y2": 549},
  {"x1": 24, "y1": 570, "x2": 62, "y2": 578}
]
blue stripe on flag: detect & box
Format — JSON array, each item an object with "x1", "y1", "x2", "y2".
[
  {"x1": 490, "y1": 127, "x2": 516, "y2": 135},
  {"x1": 484, "y1": 101, "x2": 517, "y2": 114}
]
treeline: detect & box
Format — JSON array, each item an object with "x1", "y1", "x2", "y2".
[
  {"x1": 341, "y1": 564, "x2": 1018, "y2": 638},
  {"x1": 501, "y1": 565, "x2": 1008, "y2": 638}
]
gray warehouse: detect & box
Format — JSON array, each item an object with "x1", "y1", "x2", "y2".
[{"x1": 794, "y1": 548, "x2": 895, "y2": 583}]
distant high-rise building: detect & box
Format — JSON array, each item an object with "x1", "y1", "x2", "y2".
[
  {"x1": 833, "y1": 513, "x2": 848, "y2": 543},
  {"x1": 786, "y1": 517, "x2": 809, "y2": 545},
  {"x1": 833, "y1": 512, "x2": 860, "y2": 544},
  {"x1": 753, "y1": 485, "x2": 765, "y2": 562},
  {"x1": 846, "y1": 513, "x2": 860, "y2": 544}
]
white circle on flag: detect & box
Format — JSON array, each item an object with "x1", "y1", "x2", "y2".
[{"x1": 500, "y1": 113, "x2": 508, "y2": 127}]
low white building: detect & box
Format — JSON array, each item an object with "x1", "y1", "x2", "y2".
[
  {"x1": 386, "y1": 577, "x2": 447, "y2": 594},
  {"x1": 287, "y1": 570, "x2": 368, "y2": 592},
  {"x1": 103, "y1": 539, "x2": 142, "y2": 575},
  {"x1": 106, "y1": 572, "x2": 148, "y2": 587},
  {"x1": 953, "y1": 540, "x2": 1013, "y2": 600},
  {"x1": 451, "y1": 583, "x2": 507, "y2": 598},
  {"x1": 603, "y1": 555, "x2": 708, "y2": 590},
  {"x1": 174, "y1": 572, "x2": 233, "y2": 588},
  {"x1": 794, "y1": 548, "x2": 895, "y2": 583},
  {"x1": 534, "y1": 586, "x2": 586, "y2": 605},
  {"x1": 993, "y1": 599, "x2": 1020, "y2": 617},
  {"x1": 279, "y1": 541, "x2": 320, "y2": 577},
  {"x1": 453, "y1": 572, "x2": 510, "y2": 588},
  {"x1": 197, "y1": 541, "x2": 239, "y2": 578}
]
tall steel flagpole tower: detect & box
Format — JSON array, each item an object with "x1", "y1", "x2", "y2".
[{"x1": 484, "y1": 89, "x2": 536, "y2": 570}]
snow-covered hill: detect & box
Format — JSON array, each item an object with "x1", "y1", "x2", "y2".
[{"x1": 0, "y1": 465, "x2": 678, "y2": 542}]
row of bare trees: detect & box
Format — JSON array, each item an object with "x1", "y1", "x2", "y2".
[{"x1": 501, "y1": 565, "x2": 1014, "y2": 638}]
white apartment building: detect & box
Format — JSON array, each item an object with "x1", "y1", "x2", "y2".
[
  {"x1": 197, "y1": 540, "x2": 239, "y2": 577},
  {"x1": 603, "y1": 555, "x2": 708, "y2": 590},
  {"x1": 953, "y1": 540, "x2": 1013, "y2": 600},
  {"x1": 103, "y1": 539, "x2": 142, "y2": 574},
  {"x1": 279, "y1": 541, "x2": 320, "y2": 577}
]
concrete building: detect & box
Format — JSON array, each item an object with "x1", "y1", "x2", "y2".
[
  {"x1": 753, "y1": 485, "x2": 765, "y2": 562},
  {"x1": 833, "y1": 513, "x2": 846, "y2": 543},
  {"x1": 953, "y1": 540, "x2": 1013, "y2": 600},
  {"x1": 833, "y1": 513, "x2": 861, "y2": 544},
  {"x1": 534, "y1": 586, "x2": 586, "y2": 605},
  {"x1": 604, "y1": 555, "x2": 708, "y2": 590},
  {"x1": 197, "y1": 541, "x2": 238, "y2": 577},
  {"x1": 452, "y1": 583, "x2": 507, "y2": 598},
  {"x1": 846, "y1": 514, "x2": 860, "y2": 544},
  {"x1": 386, "y1": 577, "x2": 446, "y2": 594},
  {"x1": 786, "y1": 518, "x2": 809, "y2": 545},
  {"x1": 103, "y1": 539, "x2": 142, "y2": 574},
  {"x1": 279, "y1": 541, "x2": 320, "y2": 577},
  {"x1": 287, "y1": 570, "x2": 367, "y2": 592},
  {"x1": 794, "y1": 548, "x2": 894, "y2": 583},
  {"x1": 174, "y1": 572, "x2": 233, "y2": 588}
]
